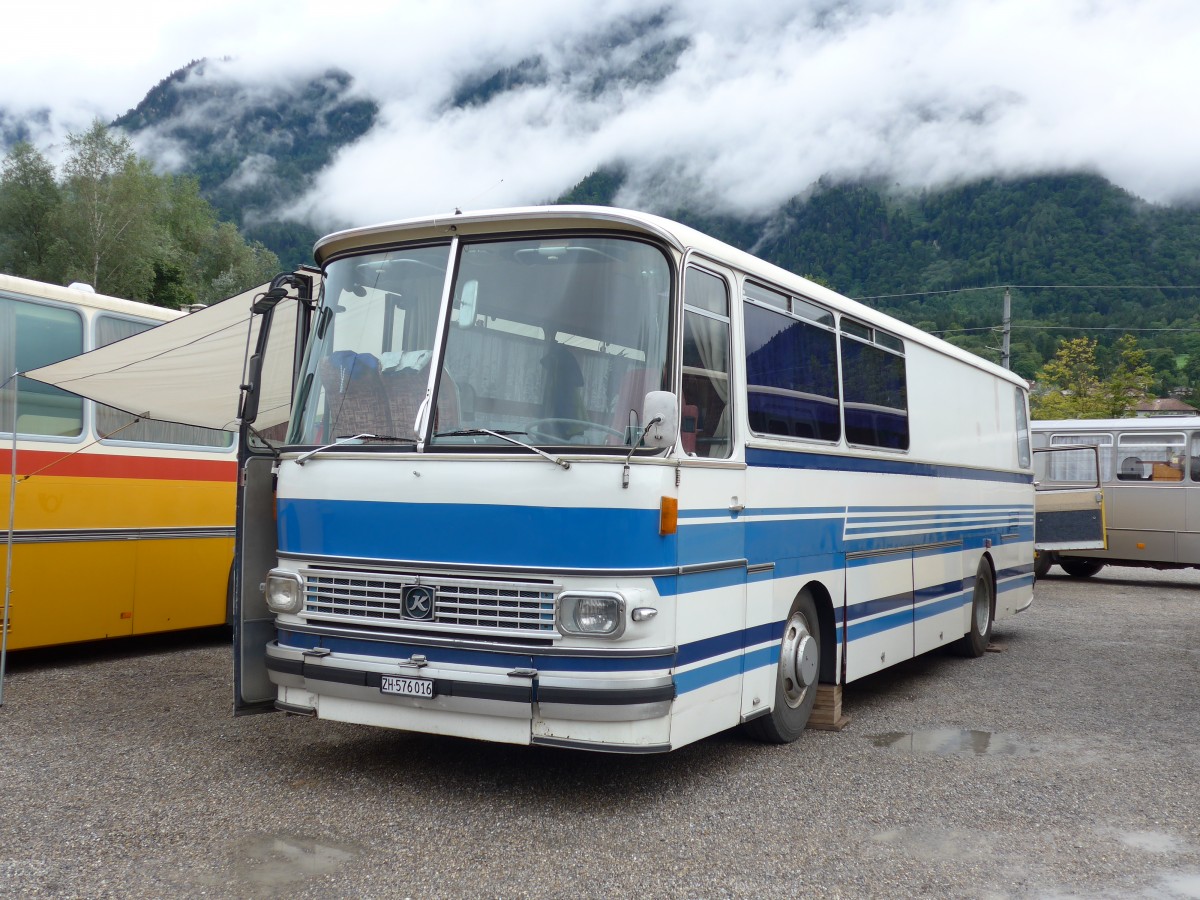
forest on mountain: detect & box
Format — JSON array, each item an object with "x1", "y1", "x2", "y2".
[
  {"x1": 0, "y1": 123, "x2": 279, "y2": 307},
  {"x1": 562, "y1": 167, "x2": 1200, "y2": 397}
]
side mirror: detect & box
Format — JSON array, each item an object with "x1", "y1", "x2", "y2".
[{"x1": 642, "y1": 390, "x2": 679, "y2": 450}]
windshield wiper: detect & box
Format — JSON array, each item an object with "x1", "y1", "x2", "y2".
[
  {"x1": 294, "y1": 433, "x2": 414, "y2": 466},
  {"x1": 434, "y1": 428, "x2": 570, "y2": 470}
]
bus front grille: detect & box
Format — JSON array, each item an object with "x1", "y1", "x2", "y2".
[{"x1": 300, "y1": 567, "x2": 559, "y2": 639}]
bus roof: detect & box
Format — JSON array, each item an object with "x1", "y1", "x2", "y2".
[
  {"x1": 313, "y1": 205, "x2": 1026, "y2": 389},
  {"x1": 1033, "y1": 416, "x2": 1200, "y2": 431},
  {"x1": 0, "y1": 272, "x2": 183, "y2": 322}
]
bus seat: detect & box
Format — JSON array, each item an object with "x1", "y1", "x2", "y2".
[
  {"x1": 318, "y1": 351, "x2": 391, "y2": 438},
  {"x1": 380, "y1": 365, "x2": 460, "y2": 439},
  {"x1": 680, "y1": 402, "x2": 698, "y2": 454},
  {"x1": 1118, "y1": 456, "x2": 1143, "y2": 480}
]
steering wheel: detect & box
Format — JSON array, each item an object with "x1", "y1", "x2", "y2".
[{"x1": 526, "y1": 418, "x2": 626, "y2": 444}]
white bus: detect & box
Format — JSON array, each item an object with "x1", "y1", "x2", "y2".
[
  {"x1": 1033, "y1": 416, "x2": 1200, "y2": 577},
  {"x1": 29, "y1": 208, "x2": 1038, "y2": 752}
]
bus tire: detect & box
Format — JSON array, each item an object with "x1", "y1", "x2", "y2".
[
  {"x1": 743, "y1": 592, "x2": 820, "y2": 744},
  {"x1": 1059, "y1": 558, "x2": 1104, "y2": 578},
  {"x1": 1033, "y1": 552, "x2": 1052, "y2": 579},
  {"x1": 225, "y1": 559, "x2": 237, "y2": 628},
  {"x1": 954, "y1": 559, "x2": 994, "y2": 658}
]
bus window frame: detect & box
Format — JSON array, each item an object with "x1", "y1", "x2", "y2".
[{"x1": 0, "y1": 292, "x2": 87, "y2": 443}]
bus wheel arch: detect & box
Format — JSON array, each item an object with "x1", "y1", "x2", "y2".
[
  {"x1": 743, "y1": 585, "x2": 825, "y2": 744},
  {"x1": 954, "y1": 554, "x2": 995, "y2": 658}
]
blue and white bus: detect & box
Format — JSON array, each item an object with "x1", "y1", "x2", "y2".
[{"x1": 215, "y1": 207, "x2": 1039, "y2": 752}]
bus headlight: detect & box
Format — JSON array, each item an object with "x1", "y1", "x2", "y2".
[
  {"x1": 264, "y1": 570, "x2": 304, "y2": 614},
  {"x1": 558, "y1": 592, "x2": 626, "y2": 638}
]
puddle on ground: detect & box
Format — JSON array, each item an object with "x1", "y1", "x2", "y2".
[
  {"x1": 871, "y1": 727, "x2": 1036, "y2": 756},
  {"x1": 1159, "y1": 871, "x2": 1200, "y2": 898},
  {"x1": 869, "y1": 826, "x2": 988, "y2": 862},
  {"x1": 1115, "y1": 829, "x2": 1187, "y2": 854},
  {"x1": 237, "y1": 833, "x2": 358, "y2": 889}
]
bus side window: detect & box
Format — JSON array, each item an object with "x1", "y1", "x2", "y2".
[
  {"x1": 682, "y1": 267, "x2": 732, "y2": 459},
  {"x1": 1192, "y1": 433, "x2": 1200, "y2": 481}
]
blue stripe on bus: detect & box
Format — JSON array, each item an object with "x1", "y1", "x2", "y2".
[
  {"x1": 845, "y1": 607, "x2": 915, "y2": 642},
  {"x1": 674, "y1": 654, "x2": 744, "y2": 694},
  {"x1": 746, "y1": 447, "x2": 1034, "y2": 484},
  {"x1": 998, "y1": 574, "x2": 1034, "y2": 593},
  {"x1": 915, "y1": 578, "x2": 966, "y2": 606},
  {"x1": 278, "y1": 500, "x2": 675, "y2": 570},
  {"x1": 844, "y1": 589, "x2": 914, "y2": 622},
  {"x1": 915, "y1": 591, "x2": 970, "y2": 621},
  {"x1": 278, "y1": 499, "x2": 1032, "y2": 599}
]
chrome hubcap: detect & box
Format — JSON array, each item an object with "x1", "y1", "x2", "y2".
[
  {"x1": 973, "y1": 578, "x2": 991, "y2": 632},
  {"x1": 780, "y1": 610, "x2": 818, "y2": 708}
]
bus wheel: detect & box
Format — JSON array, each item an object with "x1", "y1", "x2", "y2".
[
  {"x1": 1033, "y1": 552, "x2": 1052, "y2": 579},
  {"x1": 1059, "y1": 558, "x2": 1105, "y2": 579},
  {"x1": 743, "y1": 592, "x2": 820, "y2": 744},
  {"x1": 954, "y1": 559, "x2": 994, "y2": 658}
]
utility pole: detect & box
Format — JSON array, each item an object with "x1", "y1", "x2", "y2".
[{"x1": 1002, "y1": 287, "x2": 1011, "y2": 370}]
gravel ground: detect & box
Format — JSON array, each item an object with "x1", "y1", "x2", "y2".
[{"x1": 1, "y1": 566, "x2": 1199, "y2": 899}]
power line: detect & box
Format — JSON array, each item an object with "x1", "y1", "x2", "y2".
[
  {"x1": 933, "y1": 324, "x2": 1200, "y2": 336},
  {"x1": 854, "y1": 284, "x2": 1200, "y2": 302}
]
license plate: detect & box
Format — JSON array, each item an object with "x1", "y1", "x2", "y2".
[{"x1": 380, "y1": 674, "x2": 435, "y2": 698}]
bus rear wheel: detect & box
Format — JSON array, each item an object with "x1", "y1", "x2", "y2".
[
  {"x1": 954, "y1": 559, "x2": 994, "y2": 657},
  {"x1": 1059, "y1": 558, "x2": 1105, "y2": 578},
  {"x1": 744, "y1": 592, "x2": 820, "y2": 744}
]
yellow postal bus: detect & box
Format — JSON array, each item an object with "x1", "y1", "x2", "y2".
[{"x1": 2, "y1": 274, "x2": 237, "y2": 650}]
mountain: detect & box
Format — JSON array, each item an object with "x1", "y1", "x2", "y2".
[
  {"x1": 7, "y1": 37, "x2": 1199, "y2": 389},
  {"x1": 559, "y1": 167, "x2": 1200, "y2": 385},
  {"x1": 112, "y1": 59, "x2": 379, "y2": 268}
]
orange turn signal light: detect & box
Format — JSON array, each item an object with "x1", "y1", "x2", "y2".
[{"x1": 660, "y1": 496, "x2": 678, "y2": 535}]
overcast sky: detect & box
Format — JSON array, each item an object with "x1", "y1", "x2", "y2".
[{"x1": 3, "y1": 0, "x2": 1199, "y2": 231}]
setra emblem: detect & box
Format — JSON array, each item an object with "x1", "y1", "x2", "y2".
[{"x1": 403, "y1": 585, "x2": 435, "y2": 620}]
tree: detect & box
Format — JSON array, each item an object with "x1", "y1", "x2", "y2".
[
  {"x1": 1031, "y1": 337, "x2": 1106, "y2": 419},
  {"x1": 0, "y1": 122, "x2": 280, "y2": 307},
  {"x1": 55, "y1": 120, "x2": 164, "y2": 297},
  {"x1": 0, "y1": 142, "x2": 61, "y2": 280},
  {"x1": 1031, "y1": 335, "x2": 1154, "y2": 419},
  {"x1": 1101, "y1": 334, "x2": 1155, "y2": 417}
]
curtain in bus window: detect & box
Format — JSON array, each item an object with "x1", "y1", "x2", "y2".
[
  {"x1": 840, "y1": 336, "x2": 908, "y2": 450},
  {"x1": 682, "y1": 268, "x2": 731, "y2": 458},
  {"x1": 429, "y1": 237, "x2": 670, "y2": 448},
  {"x1": 1048, "y1": 433, "x2": 1113, "y2": 483},
  {"x1": 93, "y1": 315, "x2": 233, "y2": 448},
  {"x1": 744, "y1": 301, "x2": 839, "y2": 441},
  {"x1": 0, "y1": 297, "x2": 84, "y2": 437}
]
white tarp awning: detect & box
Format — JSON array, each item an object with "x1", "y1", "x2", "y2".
[{"x1": 24, "y1": 281, "x2": 306, "y2": 433}]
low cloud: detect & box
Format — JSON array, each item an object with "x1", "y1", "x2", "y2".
[{"x1": 6, "y1": 0, "x2": 1199, "y2": 234}]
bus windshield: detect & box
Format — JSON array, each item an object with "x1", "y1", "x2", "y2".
[{"x1": 290, "y1": 235, "x2": 672, "y2": 448}]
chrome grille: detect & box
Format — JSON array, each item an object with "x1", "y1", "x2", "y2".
[{"x1": 301, "y1": 567, "x2": 558, "y2": 637}]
